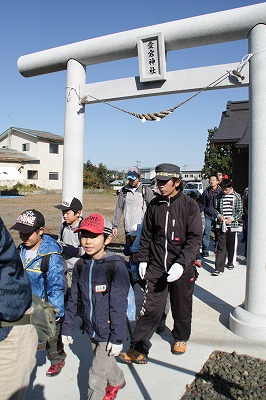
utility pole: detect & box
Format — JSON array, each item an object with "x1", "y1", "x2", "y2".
[
  {"x1": 135, "y1": 160, "x2": 141, "y2": 167},
  {"x1": 7, "y1": 115, "x2": 12, "y2": 149}
]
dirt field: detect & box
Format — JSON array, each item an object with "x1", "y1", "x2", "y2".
[{"x1": 1, "y1": 190, "x2": 125, "y2": 248}]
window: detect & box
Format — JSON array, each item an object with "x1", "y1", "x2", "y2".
[
  {"x1": 22, "y1": 143, "x2": 30, "y2": 151},
  {"x1": 49, "y1": 143, "x2": 59, "y2": 154},
  {"x1": 28, "y1": 170, "x2": 38, "y2": 179},
  {"x1": 49, "y1": 172, "x2": 59, "y2": 180}
]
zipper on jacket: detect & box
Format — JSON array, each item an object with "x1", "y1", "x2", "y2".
[
  {"x1": 164, "y1": 199, "x2": 170, "y2": 272},
  {"x1": 88, "y1": 259, "x2": 95, "y2": 338}
]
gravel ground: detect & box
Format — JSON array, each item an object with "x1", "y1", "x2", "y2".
[
  {"x1": 0, "y1": 190, "x2": 125, "y2": 247},
  {"x1": 181, "y1": 350, "x2": 266, "y2": 400}
]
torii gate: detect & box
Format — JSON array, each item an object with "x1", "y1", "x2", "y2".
[{"x1": 18, "y1": 3, "x2": 266, "y2": 342}]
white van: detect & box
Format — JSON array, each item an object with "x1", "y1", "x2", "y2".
[{"x1": 185, "y1": 181, "x2": 203, "y2": 194}]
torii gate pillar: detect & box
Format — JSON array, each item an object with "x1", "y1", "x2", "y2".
[
  {"x1": 229, "y1": 23, "x2": 266, "y2": 341},
  {"x1": 62, "y1": 59, "x2": 86, "y2": 203}
]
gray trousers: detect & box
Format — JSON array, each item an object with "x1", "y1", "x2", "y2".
[{"x1": 88, "y1": 340, "x2": 124, "y2": 400}]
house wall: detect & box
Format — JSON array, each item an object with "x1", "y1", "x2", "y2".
[
  {"x1": 0, "y1": 131, "x2": 63, "y2": 190},
  {"x1": 181, "y1": 170, "x2": 202, "y2": 181},
  {"x1": 37, "y1": 141, "x2": 63, "y2": 189},
  {"x1": 0, "y1": 161, "x2": 20, "y2": 168},
  {"x1": 8, "y1": 131, "x2": 38, "y2": 156},
  {"x1": 141, "y1": 169, "x2": 155, "y2": 180}
]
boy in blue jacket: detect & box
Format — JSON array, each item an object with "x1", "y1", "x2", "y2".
[
  {"x1": 11, "y1": 209, "x2": 66, "y2": 377},
  {"x1": 62, "y1": 213, "x2": 130, "y2": 400}
]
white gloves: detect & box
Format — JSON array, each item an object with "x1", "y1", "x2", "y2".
[
  {"x1": 167, "y1": 263, "x2": 184, "y2": 282},
  {"x1": 62, "y1": 335, "x2": 74, "y2": 345},
  {"x1": 222, "y1": 221, "x2": 227, "y2": 232},
  {"x1": 106, "y1": 342, "x2": 123, "y2": 356},
  {"x1": 139, "y1": 262, "x2": 147, "y2": 279}
]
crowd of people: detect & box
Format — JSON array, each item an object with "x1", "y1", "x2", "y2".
[{"x1": 0, "y1": 164, "x2": 248, "y2": 400}]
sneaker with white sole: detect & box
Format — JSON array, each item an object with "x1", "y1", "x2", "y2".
[
  {"x1": 118, "y1": 348, "x2": 148, "y2": 364},
  {"x1": 172, "y1": 341, "x2": 187, "y2": 355},
  {"x1": 212, "y1": 270, "x2": 223, "y2": 276}
]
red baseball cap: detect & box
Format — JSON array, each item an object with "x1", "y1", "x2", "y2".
[{"x1": 74, "y1": 214, "x2": 112, "y2": 235}]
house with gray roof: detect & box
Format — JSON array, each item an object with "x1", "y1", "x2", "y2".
[
  {"x1": 0, "y1": 127, "x2": 64, "y2": 189},
  {"x1": 211, "y1": 100, "x2": 249, "y2": 194}
]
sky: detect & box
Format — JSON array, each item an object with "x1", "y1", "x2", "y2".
[{"x1": 0, "y1": 1, "x2": 262, "y2": 172}]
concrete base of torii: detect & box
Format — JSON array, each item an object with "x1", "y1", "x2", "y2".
[{"x1": 230, "y1": 306, "x2": 266, "y2": 342}]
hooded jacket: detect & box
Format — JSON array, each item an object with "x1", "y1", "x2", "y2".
[
  {"x1": 0, "y1": 217, "x2": 32, "y2": 341},
  {"x1": 62, "y1": 252, "x2": 130, "y2": 344},
  {"x1": 138, "y1": 192, "x2": 202, "y2": 272},
  {"x1": 112, "y1": 183, "x2": 154, "y2": 233},
  {"x1": 19, "y1": 234, "x2": 64, "y2": 317}
]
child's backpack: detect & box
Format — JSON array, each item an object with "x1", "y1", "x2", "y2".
[
  {"x1": 59, "y1": 218, "x2": 83, "y2": 242},
  {"x1": 103, "y1": 260, "x2": 136, "y2": 322},
  {"x1": 40, "y1": 253, "x2": 68, "y2": 295}
]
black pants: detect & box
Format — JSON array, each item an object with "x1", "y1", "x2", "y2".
[
  {"x1": 131, "y1": 266, "x2": 195, "y2": 355},
  {"x1": 215, "y1": 228, "x2": 238, "y2": 272}
]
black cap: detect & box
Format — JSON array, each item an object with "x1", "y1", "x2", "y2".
[
  {"x1": 10, "y1": 209, "x2": 45, "y2": 234},
  {"x1": 54, "y1": 197, "x2": 82, "y2": 211},
  {"x1": 155, "y1": 163, "x2": 180, "y2": 181}
]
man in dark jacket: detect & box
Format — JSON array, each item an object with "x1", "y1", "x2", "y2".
[
  {"x1": 200, "y1": 174, "x2": 222, "y2": 257},
  {"x1": 0, "y1": 217, "x2": 38, "y2": 399},
  {"x1": 119, "y1": 163, "x2": 202, "y2": 364}
]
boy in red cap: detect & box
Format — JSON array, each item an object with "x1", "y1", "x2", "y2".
[{"x1": 62, "y1": 214, "x2": 130, "y2": 400}]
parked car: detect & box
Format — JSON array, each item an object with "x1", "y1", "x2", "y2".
[
  {"x1": 184, "y1": 181, "x2": 203, "y2": 194},
  {"x1": 183, "y1": 188, "x2": 202, "y2": 199}
]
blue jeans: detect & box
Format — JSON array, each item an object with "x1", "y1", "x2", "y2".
[{"x1": 202, "y1": 216, "x2": 215, "y2": 252}]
